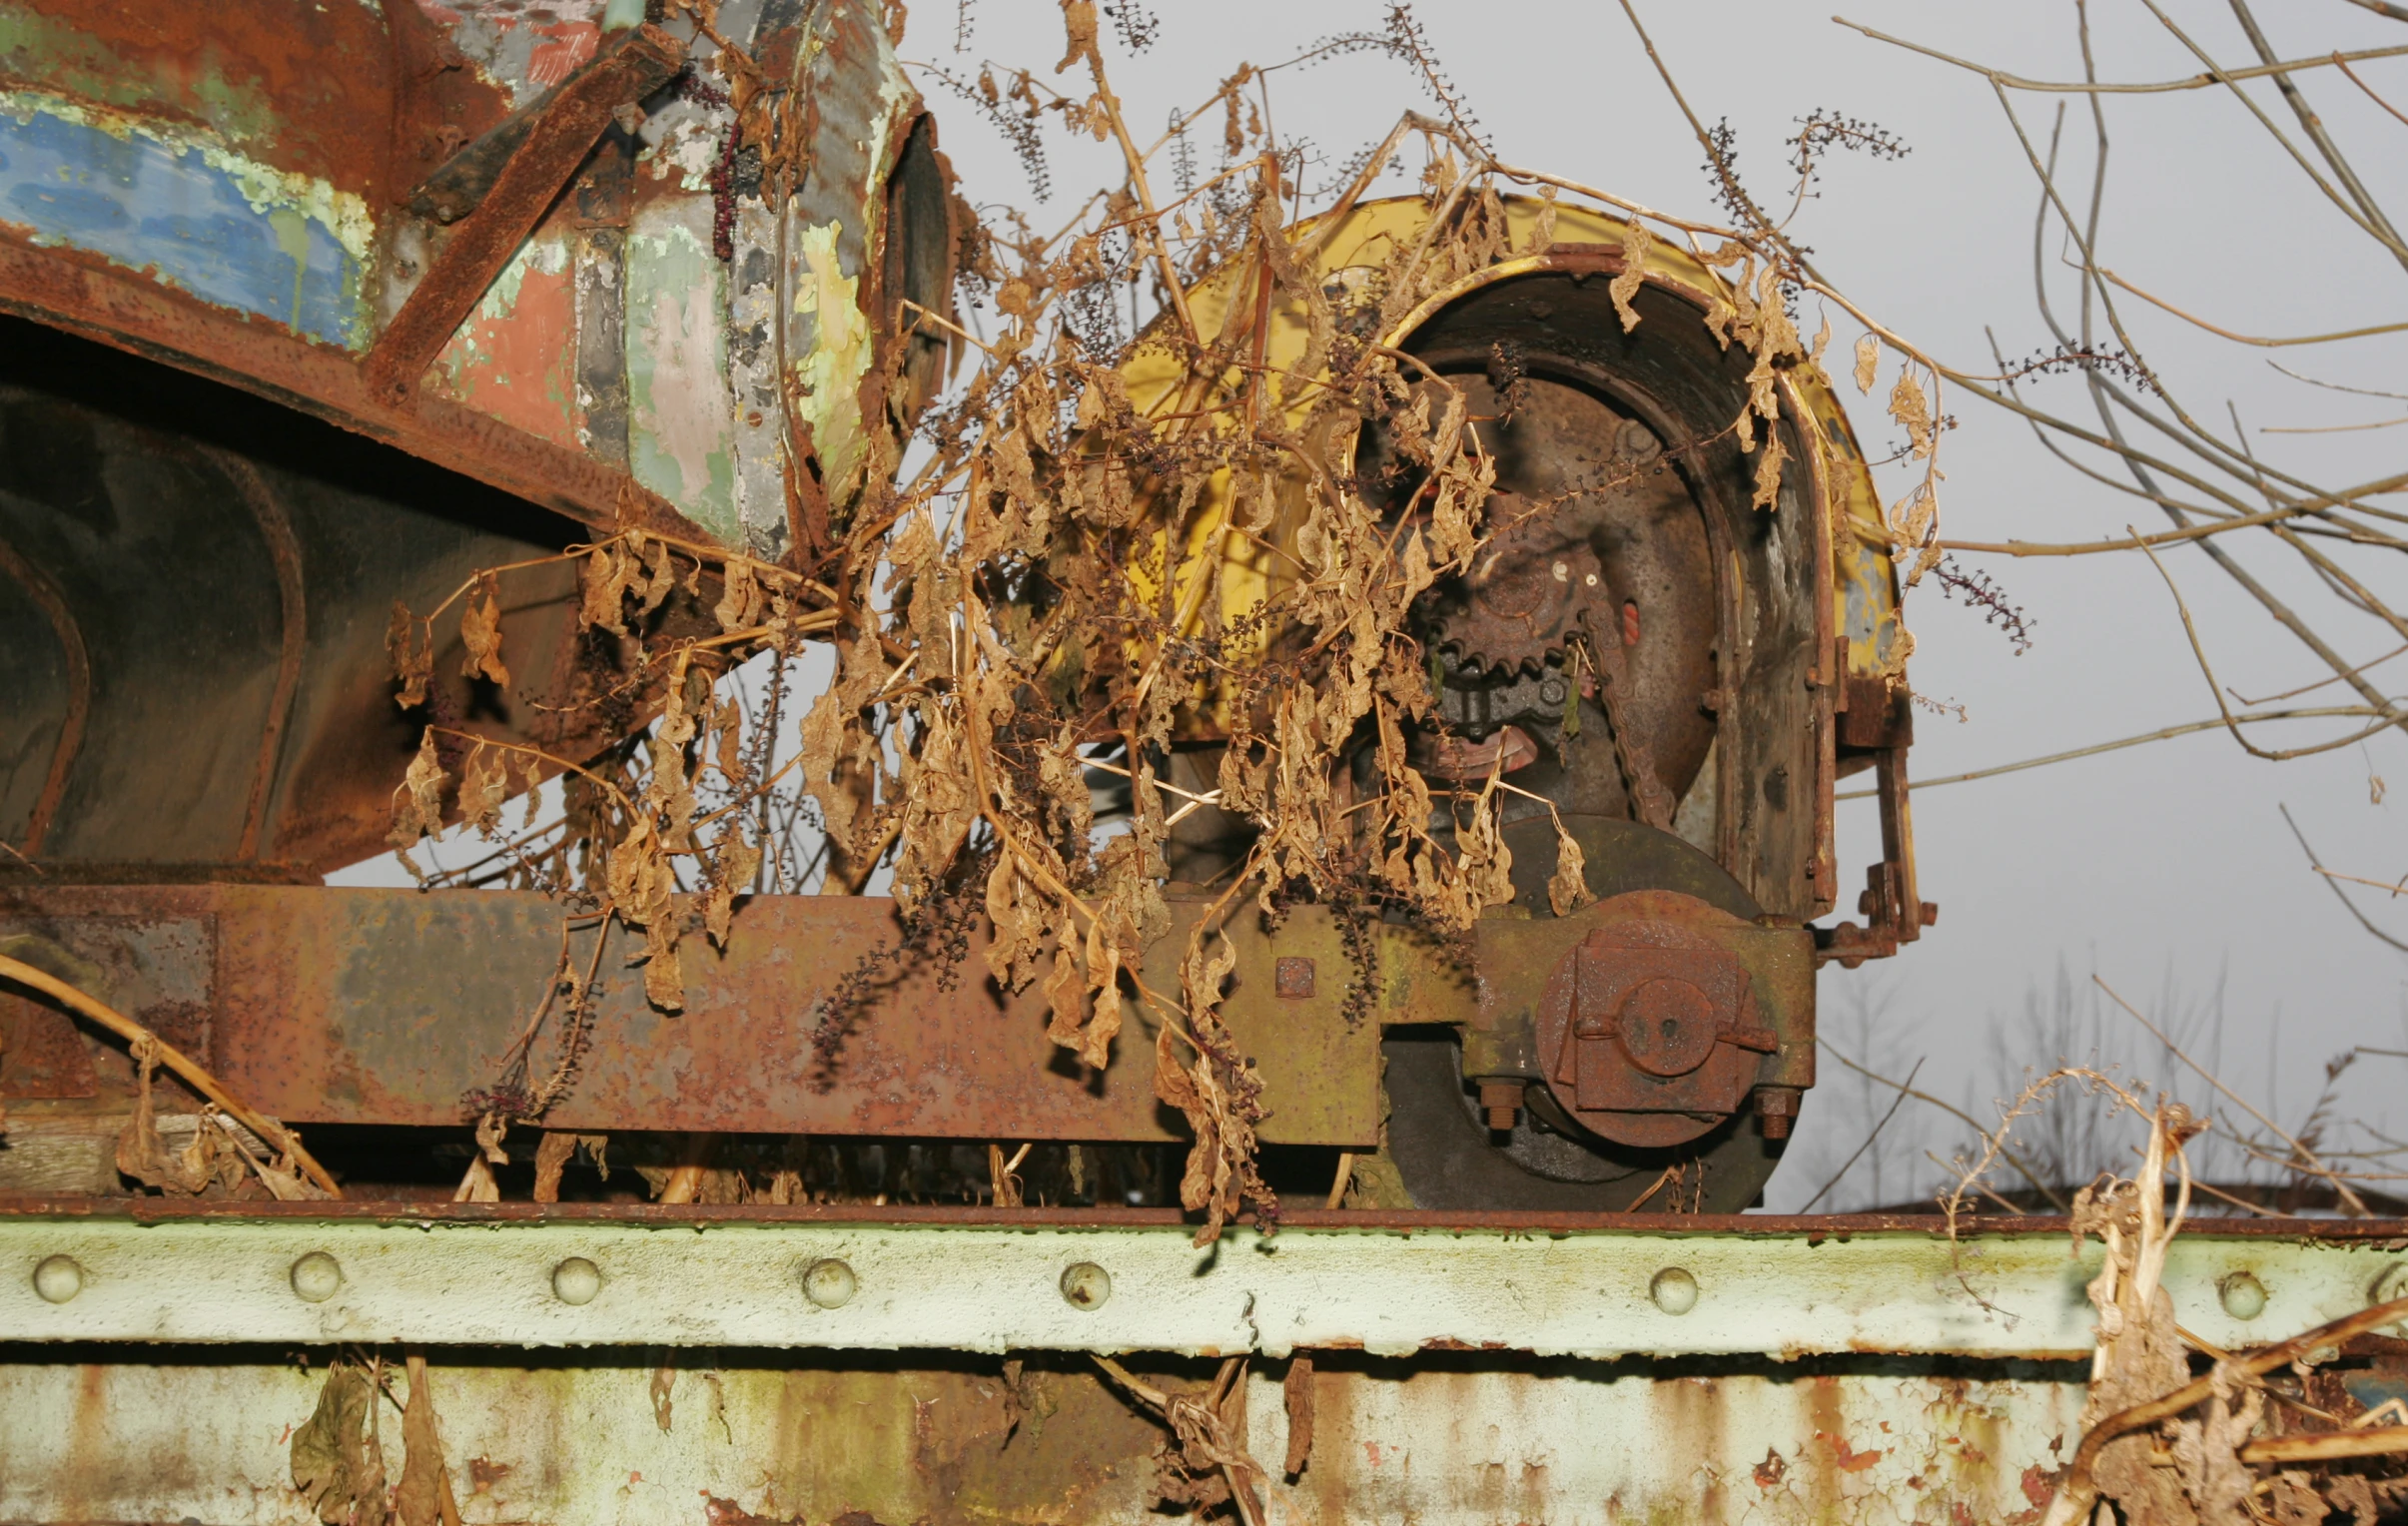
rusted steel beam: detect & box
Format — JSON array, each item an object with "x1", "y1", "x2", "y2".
[
  {"x1": 0, "y1": 886, "x2": 1383, "y2": 1144},
  {"x1": 365, "y1": 24, "x2": 686, "y2": 407}
]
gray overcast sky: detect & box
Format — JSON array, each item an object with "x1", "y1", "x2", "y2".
[{"x1": 899, "y1": 0, "x2": 2408, "y2": 1204}]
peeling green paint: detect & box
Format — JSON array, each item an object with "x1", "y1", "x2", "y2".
[
  {"x1": 626, "y1": 210, "x2": 739, "y2": 543},
  {"x1": 0, "y1": 3, "x2": 309, "y2": 168}
]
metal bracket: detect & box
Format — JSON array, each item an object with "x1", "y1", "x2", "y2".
[{"x1": 365, "y1": 24, "x2": 685, "y2": 407}]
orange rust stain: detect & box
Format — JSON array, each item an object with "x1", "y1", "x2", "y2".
[
  {"x1": 1752, "y1": 1448, "x2": 1787, "y2": 1489},
  {"x1": 62, "y1": 1362, "x2": 111, "y2": 1523},
  {"x1": 1812, "y1": 1427, "x2": 1884, "y2": 1473},
  {"x1": 1362, "y1": 1440, "x2": 1384, "y2": 1468},
  {"x1": 2020, "y1": 1463, "x2": 2064, "y2": 1510},
  {"x1": 432, "y1": 249, "x2": 579, "y2": 449}
]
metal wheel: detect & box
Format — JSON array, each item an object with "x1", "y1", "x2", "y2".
[{"x1": 1375, "y1": 815, "x2": 1789, "y2": 1213}]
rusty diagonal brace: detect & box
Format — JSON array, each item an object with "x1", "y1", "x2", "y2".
[{"x1": 365, "y1": 24, "x2": 686, "y2": 407}]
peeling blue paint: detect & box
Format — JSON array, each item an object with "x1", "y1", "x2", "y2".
[{"x1": 0, "y1": 97, "x2": 370, "y2": 350}]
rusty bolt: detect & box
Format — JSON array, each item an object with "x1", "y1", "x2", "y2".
[
  {"x1": 1478, "y1": 1080, "x2": 1525, "y2": 1133},
  {"x1": 803, "y1": 1258, "x2": 858, "y2": 1309},
  {"x1": 1649, "y1": 1266, "x2": 1699, "y2": 1315},
  {"x1": 1060, "y1": 1261, "x2": 1112, "y2": 1311},
  {"x1": 1755, "y1": 1087, "x2": 1802, "y2": 1141},
  {"x1": 1274, "y1": 957, "x2": 1315, "y2": 1000},
  {"x1": 32, "y1": 1254, "x2": 83, "y2": 1304},
  {"x1": 551, "y1": 1257, "x2": 602, "y2": 1306},
  {"x1": 290, "y1": 1251, "x2": 343, "y2": 1303},
  {"x1": 2219, "y1": 1270, "x2": 2267, "y2": 1321},
  {"x1": 1919, "y1": 901, "x2": 1941, "y2": 928}
]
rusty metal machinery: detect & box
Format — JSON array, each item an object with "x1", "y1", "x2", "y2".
[
  {"x1": 4, "y1": 6, "x2": 2404, "y2": 1523},
  {"x1": 0, "y1": 0, "x2": 1927, "y2": 1214}
]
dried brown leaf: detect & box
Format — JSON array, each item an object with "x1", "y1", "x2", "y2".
[
  {"x1": 291, "y1": 1363, "x2": 383, "y2": 1526},
  {"x1": 1609, "y1": 219, "x2": 1652, "y2": 334},
  {"x1": 389, "y1": 728, "x2": 447, "y2": 848},
  {"x1": 460, "y1": 743, "x2": 507, "y2": 834},
  {"x1": 388, "y1": 601, "x2": 431, "y2": 709},
  {"x1": 459, "y1": 573, "x2": 508, "y2": 687},
  {"x1": 395, "y1": 1355, "x2": 464, "y2": 1526},
  {"x1": 1545, "y1": 817, "x2": 1592, "y2": 917}
]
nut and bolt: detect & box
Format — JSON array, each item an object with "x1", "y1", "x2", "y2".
[
  {"x1": 32, "y1": 1254, "x2": 84, "y2": 1304},
  {"x1": 1755, "y1": 1086, "x2": 1803, "y2": 1141},
  {"x1": 551, "y1": 1257, "x2": 602, "y2": 1306},
  {"x1": 1650, "y1": 1266, "x2": 1700, "y2": 1315},
  {"x1": 2218, "y1": 1270, "x2": 2267, "y2": 1321},
  {"x1": 803, "y1": 1257, "x2": 858, "y2": 1309},
  {"x1": 1478, "y1": 1080, "x2": 1526, "y2": 1133},
  {"x1": 1060, "y1": 1261, "x2": 1112, "y2": 1311},
  {"x1": 290, "y1": 1252, "x2": 344, "y2": 1303}
]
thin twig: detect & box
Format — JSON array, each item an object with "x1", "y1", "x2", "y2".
[
  {"x1": 0, "y1": 953, "x2": 343, "y2": 1197},
  {"x1": 1834, "y1": 18, "x2": 2408, "y2": 94},
  {"x1": 1801, "y1": 1057, "x2": 1926, "y2": 1211},
  {"x1": 2092, "y1": 975, "x2": 2372, "y2": 1216},
  {"x1": 1834, "y1": 706, "x2": 2388, "y2": 801}
]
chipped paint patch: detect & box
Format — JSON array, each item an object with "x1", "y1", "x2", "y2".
[
  {"x1": 0, "y1": 2, "x2": 288, "y2": 161},
  {"x1": 0, "y1": 89, "x2": 372, "y2": 349},
  {"x1": 430, "y1": 231, "x2": 579, "y2": 448},
  {"x1": 416, "y1": 0, "x2": 602, "y2": 108},
  {"x1": 728, "y1": 196, "x2": 790, "y2": 558},
  {"x1": 787, "y1": 218, "x2": 873, "y2": 501},
  {"x1": 626, "y1": 207, "x2": 738, "y2": 541}
]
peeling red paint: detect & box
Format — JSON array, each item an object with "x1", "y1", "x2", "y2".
[
  {"x1": 430, "y1": 237, "x2": 580, "y2": 448},
  {"x1": 528, "y1": 21, "x2": 600, "y2": 88}
]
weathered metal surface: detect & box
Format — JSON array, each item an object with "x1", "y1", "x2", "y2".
[
  {"x1": 0, "y1": 1343, "x2": 2093, "y2": 1526},
  {"x1": 1527, "y1": 890, "x2": 1799, "y2": 1147},
  {"x1": 0, "y1": 88, "x2": 375, "y2": 349},
  {"x1": 0, "y1": 884, "x2": 1384, "y2": 1144},
  {"x1": 4, "y1": 1206, "x2": 2404, "y2": 1355},
  {"x1": 0, "y1": 0, "x2": 943, "y2": 552},
  {"x1": 0, "y1": 323, "x2": 619, "y2": 874},
  {"x1": 366, "y1": 22, "x2": 684, "y2": 406}
]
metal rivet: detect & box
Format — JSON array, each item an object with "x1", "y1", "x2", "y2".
[
  {"x1": 2219, "y1": 1270, "x2": 2267, "y2": 1321},
  {"x1": 551, "y1": 1257, "x2": 602, "y2": 1306},
  {"x1": 803, "y1": 1258, "x2": 857, "y2": 1309},
  {"x1": 1650, "y1": 1266, "x2": 1699, "y2": 1315},
  {"x1": 1061, "y1": 1261, "x2": 1112, "y2": 1311},
  {"x1": 32, "y1": 1254, "x2": 83, "y2": 1304},
  {"x1": 290, "y1": 1252, "x2": 343, "y2": 1303}
]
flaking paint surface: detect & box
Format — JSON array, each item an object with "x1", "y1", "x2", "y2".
[
  {"x1": 0, "y1": 1354, "x2": 2089, "y2": 1525},
  {"x1": 0, "y1": 90, "x2": 372, "y2": 349},
  {"x1": 626, "y1": 205, "x2": 738, "y2": 542},
  {"x1": 787, "y1": 217, "x2": 872, "y2": 498},
  {"x1": 430, "y1": 229, "x2": 580, "y2": 449},
  {"x1": 414, "y1": 0, "x2": 603, "y2": 108}
]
